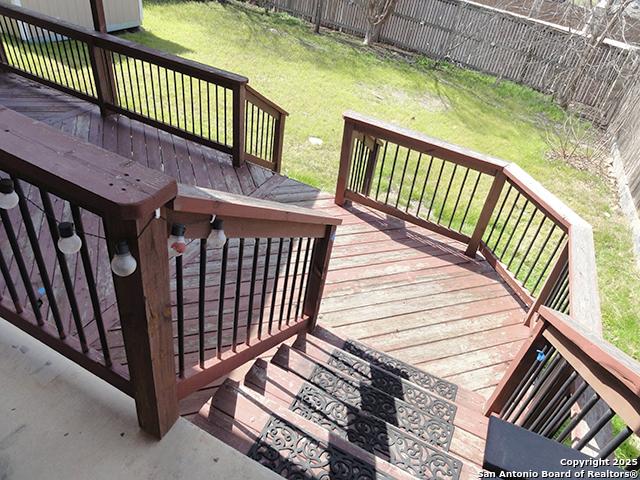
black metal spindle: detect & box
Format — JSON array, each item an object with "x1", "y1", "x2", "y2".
[
  {"x1": 597, "y1": 426, "x2": 633, "y2": 459},
  {"x1": 515, "y1": 216, "x2": 546, "y2": 277},
  {"x1": 415, "y1": 156, "x2": 435, "y2": 217},
  {"x1": 499, "y1": 199, "x2": 530, "y2": 261},
  {"x1": 268, "y1": 238, "x2": 284, "y2": 334},
  {"x1": 13, "y1": 178, "x2": 64, "y2": 335},
  {"x1": 246, "y1": 238, "x2": 260, "y2": 345},
  {"x1": 510, "y1": 352, "x2": 562, "y2": 424},
  {"x1": 384, "y1": 144, "x2": 400, "y2": 205},
  {"x1": 556, "y1": 393, "x2": 601, "y2": 443},
  {"x1": 459, "y1": 171, "x2": 482, "y2": 232},
  {"x1": 485, "y1": 185, "x2": 513, "y2": 245},
  {"x1": 0, "y1": 208, "x2": 42, "y2": 324},
  {"x1": 176, "y1": 254, "x2": 184, "y2": 377},
  {"x1": 287, "y1": 237, "x2": 303, "y2": 324},
  {"x1": 540, "y1": 379, "x2": 588, "y2": 437},
  {"x1": 40, "y1": 190, "x2": 87, "y2": 351},
  {"x1": 0, "y1": 248, "x2": 21, "y2": 313},
  {"x1": 492, "y1": 192, "x2": 521, "y2": 252},
  {"x1": 198, "y1": 238, "x2": 207, "y2": 368},
  {"x1": 216, "y1": 239, "x2": 229, "y2": 359},
  {"x1": 507, "y1": 208, "x2": 537, "y2": 270},
  {"x1": 529, "y1": 370, "x2": 578, "y2": 432},
  {"x1": 522, "y1": 223, "x2": 557, "y2": 286},
  {"x1": 295, "y1": 238, "x2": 312, "y2": 321},
  {"x1": 426, "y1": 159, "x2": 446, "y2": 220},
  {"x1": 530, "y1": 233, "x2": 567, "y2": 294},
  {"x1": 71, "y1": 206, "x2": 111, "y2": 367},
  {"x1": 406, "y1": 152, "x2": 423, "y2": 213},
  {"x1": 374, "y1": 141, "x2": 389, "y2": 201},
  {"x1": 258, "y1": 238, "x2": 272, "y2": 340},
  {"x1": 448, "y1": 167, "x2": 470, "y2": 228},
  {"x1": 574, "y1": 408, "x2": 616, "y2": 451},
  {"x1": 348, "y1": 140, "x2": 362, "y2": 190},
  {"x1": 437, "y1": 163, "x2": 458, "y2": 224},
  {"x1": 518, "y1": 358, "x2": 569, "y2": 428},
  {"x1": 279, "y1": 238, "x2": 295, "y2": 329},
  {"x1": 232, "y1": 238, "x2": 244, "y2": 351},
  {"x1": 394, "y1": 149, "x2": 411, "y2": 209}
]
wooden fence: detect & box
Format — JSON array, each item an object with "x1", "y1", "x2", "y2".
[{"x1": 258, "y1": 0, "x2": 639, "y2": 125}]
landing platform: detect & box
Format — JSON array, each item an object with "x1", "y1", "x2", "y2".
[{"x1": 0, "y1": 72, "x2": 528, "y2": 415}]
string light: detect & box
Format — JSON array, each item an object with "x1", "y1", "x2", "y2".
[
  {"x1": 209, "y1": 217, "x2": 226, "y2": 248},
  {"x1": 168, "y1": 223, "x2": 187, "y2": 258},
  {"x1": 0, "y1": 178, "x2": 19, "y2": 210},
  {"x1": 57, "y1": 222, "x2": 82, "y2": 255},
  {"x1": 110, "y1": 241, "x2": 137, "y2": 277}
]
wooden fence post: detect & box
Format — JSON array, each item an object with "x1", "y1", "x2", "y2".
[
  {"x1": 104, "y1": 211, "x2": 179, "y2": 439},
  {"x1": 232, "y1": 83, "x2": 247, "y2": 168},
  {"x1": 303, "y1": 225, "x2": 336, "y2": 330},
  {"x1": 314, "y1": 0, "x2": 323, "y2": 33},
  {"x1": 465, "y1": 170, "x2": 506, "y2": 258},
  {"x1": 335, "y1": 121, "x2": 355, "y2": 206}
]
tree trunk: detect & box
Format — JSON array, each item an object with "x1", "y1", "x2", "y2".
[{"x1": 363, "y1": 21, "x2": 382, "y2": 45}]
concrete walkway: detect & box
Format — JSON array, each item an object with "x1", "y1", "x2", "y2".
[{"x1": 0, "y1": 320, "x2": 278, "y2": 480}]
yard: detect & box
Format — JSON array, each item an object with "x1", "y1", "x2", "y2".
[{"x1": 127, "y1": 0, "x2": 640, "y2": 359}]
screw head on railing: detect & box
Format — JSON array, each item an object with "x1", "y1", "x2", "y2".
[{"x1": 0, "y1": 178, "x2": 19, "y2": 210}]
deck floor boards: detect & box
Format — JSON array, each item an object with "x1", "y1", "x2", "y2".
[{"x1": 0, "y1": 73, "x2": 528, "y2": 429}]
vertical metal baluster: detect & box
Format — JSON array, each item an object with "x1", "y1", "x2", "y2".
[
  {"x1": 198, "y1": 238, "x2": 207, "y2": 369},
  {"x1": 556, "y1": 393, "x2": 601, "y2": 443},
  {"x1": 26, "y1": 24, "x2": 47, "y2": 80},
  {"x1": 71, "y1": 206, "x2": 111, "y2": 367},
  {"x1": 405, "y1": 152, "x2": 423, "y2": 213},
  {"x1": 295, "y1": 238, "x2": 312, "y2": 321},
  {"x1": 258, "y1": 238, "x2": 272, "y2": 340},
  {"x1": 0, "y1": 209, "x2": 42, "y2": 324},
  {"x1": 216, "y1": 239, "x2": 229, "y2": 359},
  {"x1": 485, "y1": 184, "x2": 513, "y2": 245},
  {"x1": 540, "y1": 379, "x2": 588, "y2": 437},
  {"x1": 172, "y1": 70, "x2": 179, "y2": 128},
  {"x1": 182, "y1": 73, "x2": 188, "y2": 132},
  {"x1": 190, "y1": 76, "x2": 195, "y2": 135},
  {"x1": 40, "y1": 29, "x2": 61, "y2": 86},
  {"x1": 515, "y1": 216, "x2": 546, "y2": 277},
  {"x1": 459, "y1": 171, "x2": 482, "y2": 232},
  {"x1": 374, "y1": 141, "x2": 389, "y2": 201},
  {"x1": 13, "y1": 179, "x2": 64, "y2": 335},
  {"x1": 528, "y1": 370, "x2": 578, "y2": 432},
  {"x1": 492, "y1": 192, "x2": 521, "y2": 252},
  {"x1": 224, "y1": 87, "x2": 228, "y2": 146},
  {"x1": 574, "y1": 408, "x2": 615, "y2": 451},
  {"x1": 437, "y1": 163, "x2": 458, "y2": 224},
  {"x1": 348, "y1": 140, "x2": 362, "y2": 191},
  {"x1": 530, "y1": 233, "x2": 567, "y2": 294},
  {"x1": 500, "y1": 199, "x2": 530, "y2": 262},
  {"x1": 47, "y1": 29, "x2": 70, "y2": 89},
  {"x1": 268, "y1": 238, "x2": 284, "y2": 334},
  {"x1": 40, "y1": 190, "x2": 87, "y2": 351},
  {"x1": 176, "y1": 254, "x2": 184, "y2": 377},
  {"x1": 0, "y1": 248, "x2": 21, "y2": 313},
  {"x1": 426, "y1": 159, "x2": 446, "y2": 220},
  {"x1": 287, "y1": 237, "x2": 303, "y2": 325},
  {"x1": 384, "y1": 144, "x2": 400, "y2": 205},
  {"x1": 148, "y1": 62, "x2": 158, "y2": 122},
  {"x1": 523, "y1": 223, "x2": 557, "y2": 286},
  {"x1": 499, "y1": 344, "x2": 550, "y2": 418},
  {"x1": 206, "y1": 81, "x2": 211, "y2": 141},
  {"x1": 140, "y1": 60, "x2": 150, "y2": 118},
  {"x1": 448, "y1": 167, "x2": 470, "y2": 229},
  {"x1": 510, "y1": 353, "x2": 562, "y2": 424},
  {"x1": 69, "y1": 38, "x2": 89, "y2": 95},
  {"x1": 164, "y1": 67, "x2": 172, "y2": 125},
  {"x1": 597, "y1": 426, "x2": 633, "y2": 459},
  {"x1": 232, "y1": 238, "x2": 244, "y2": 351},
  {"x1": 246, "y1": 238, "x2": 260, "y2": 345},
  {"x1": 279, "y1": 238, "x2": 295, "y2": 329},
  {"x1": 215, "y1": 85, "x2": 220, "y2": 144},
  {"x1": 394, "y1": 149, "x2": 411, "y2": 209},
  {"x1": 415, "y1": 156, "x2": 434, "y2": 217},
  {"x1": 77, "y1": 42, "x2": 96, "y2": 97}
]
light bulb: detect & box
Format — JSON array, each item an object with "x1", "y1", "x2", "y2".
[
  {"x1": 209, "y1": 218, "x2": 226, "y2": 248},
  {"x1": 111, "y1": 241, "x2": 137, "y2": 277},
  {"x1": 0, "y1": 178, "x2": 19, "y2": 210},
  {"x1": 168, "y1": 223, "x2": 187, "y2": 258},
  {"x1": 57, "y1": 222, "x2": 82, "y2": 255}
]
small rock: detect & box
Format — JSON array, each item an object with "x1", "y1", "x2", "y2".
[{"x1": 308, "y1": 136, "x2": 323, "y2": 146}]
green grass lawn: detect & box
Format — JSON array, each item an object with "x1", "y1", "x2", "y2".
[{"x1": 130, "y1": 0, "x2": 639, "y2": 364}]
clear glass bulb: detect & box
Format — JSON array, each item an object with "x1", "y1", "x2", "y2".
[
  {"x1": 111, "y1": 242, "x2": 137, "y2": 277},
  {"x1": 0, "y1": 190, "x2": 19, "y2": 210},
  {"x1": 210, "y1": 228, "x2": 227, "y2": 248},
  {"x1": 58, "y1": 234, "x2": 82, "y2": 255}
]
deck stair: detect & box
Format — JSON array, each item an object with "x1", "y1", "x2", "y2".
[{"x1": 194, "y1": 328, "x2": 488, "y2": 480}]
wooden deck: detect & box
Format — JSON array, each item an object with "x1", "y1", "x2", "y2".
[{"x1": 0, "y1": 72, "x2": 528, "y2": 413}]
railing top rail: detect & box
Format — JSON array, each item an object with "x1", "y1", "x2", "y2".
[
  {"x1": 0, "y1": 3, "x2": 249, "y2": 88},
  {"x1": 173, "y1": 184, "x2": 342, "y2": 226},
  {"x1": 246, "y1": 85, "x2": 289, "y2": 117},
  {"x1": 0, "y1": 107, "x2": 177, "y2": 219},
  {"x1": 343, "y1": 110, "x2": 508, "y2": 175}
]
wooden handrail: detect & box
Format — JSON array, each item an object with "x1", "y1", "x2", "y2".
[{"x1": 246, "y1": 85, "x2": 289, "y2": 117}]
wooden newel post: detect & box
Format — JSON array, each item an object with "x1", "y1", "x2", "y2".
[
  {"x1": 104, "y1": 211, "x2": 179, "y2": 439},
  {"x1": 335, "y1": 120, "x2": 356, "y2": 206},
  {"x1": 88, "y1": 0, "x2": 117, "y2": 116},
  {"x1": 272, "y1": 113, "x2": 286, "y2": 173},
  {"x1": 232, "y1": 83, "x2": 247, "y2": 168},
  {"x1": 465, "y1": 171, "x2": 506, "y2": 258},
  {"x1": 303, "y1": 225, "x2": 336, "y2": 331}
]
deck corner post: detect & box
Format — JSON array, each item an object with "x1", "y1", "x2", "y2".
[
  {"x1": 335, "y1": 121, "x2": 356, "y2": 206},
  {"x1": 232, "y1": 83, "x2": 247, "y2": 168},
  {"x1": 104, "y1": 211, "x2": 179, "y2": 439},
  {"x1": 273, "y1": 113, "x2": 286, "y2": 173},
  {"x1": 87, "y1": 0, "x2": 116, "y2": 116},
  {"x1": 303, "y1": 224, "x2": 336, "y2": 331},
  {"x1": 464, "y1": 170, "x2": 506, "y2": 258}
]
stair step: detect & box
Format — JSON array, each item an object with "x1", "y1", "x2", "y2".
[
  {"x1": 296, "y1": 333, "x2": 488, "y2": 439},
  {"x1": 245, "y1": 358, "x2": 465, "y2": 480},
  {"x1": 272, "y1": 344, "x2": 455, "y2": 451},
  {"x1": 313, "y1": 327, "x2": 459, "y2": 401},
  {"x1": 196, "y1": 379, "x2": 416, "y2": 480},
  {"x1": 295, "y1": 333, "x2": 457, "y2": 423}
]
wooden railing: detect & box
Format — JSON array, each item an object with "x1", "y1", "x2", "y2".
[
  {"x1": 0, "y1": 106, "x2": 338, "y2": 439},
  {"x1": 0, "y1": 3, "x2": 288, "y2": 171},
  {"x1": 166, "y1": 185, "x2": 340, "y2": 399},
  {"x1": 336, "y1": 111, "x2": 638, "y2": 458}
]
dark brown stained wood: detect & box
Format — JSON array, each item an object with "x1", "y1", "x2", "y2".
[
  {"x1": 343, "y1": 111, "x2": 508, "y2": 175},
  {"x1": 0, "y1": 107, "x2": 177, "y2": 220},
  {"x1": 104, "y1": 212, "x2": 179, "y2": 439},
  {"x1": 465, "y1": 171, "x2": 505, "y2": 257},
  {"x1": 525, "y1": 244, "x2": 569, "y2": 326},
  {"x1": 303, "y1": 225, "x2": 336, "y2": 330},
  {"x1": 89, "y1": 0, "x2": 107, "y2": 32},
  {"x1": 335, "y1": 120, "x2": 356, "y2": 206}
]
